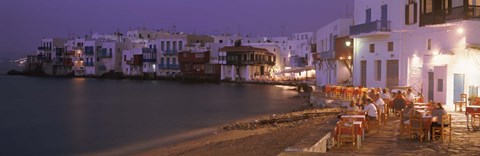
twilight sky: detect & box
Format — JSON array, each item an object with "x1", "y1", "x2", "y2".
[{"x1": 0, "y1": 0, "x2": 353, "y2": 59}]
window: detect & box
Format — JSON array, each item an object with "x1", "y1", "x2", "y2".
[
  {"x1": 179, "y1": 41, "x2": 183, "y2": 51},
  {"x1": 160, "y1": 58, "x2": 164, "y2": 65},
  {"x1": 161, "y1": 41, "x2": 165, "y2": 51},
  {"x1": 388, "y1": 42, "x2": 394, "y2": 52},
  {"x1": 375, "y1": 60, "x2": 381, "y2": 81},
  {"x1": 427, "y1": 39, "x2": 431, "y2": 50},
  {"x1": 437, "y1": 79, "x2": 444, "y2": 92},
  {"x1": 219, "y1": 40, "x2": 223, "y2": 43},
  {"x1": 405, "y1": 1, "x2": 418, "y2": 24},
  {"x1": 124, "y1": 55, "x2": 126, "y2": 61},
  {"x1": 370, "y1": 44, "x2": 375, "y2": 53},
  {"x1": 172, "y1": 58, "x2": 176, "y2": 65}
]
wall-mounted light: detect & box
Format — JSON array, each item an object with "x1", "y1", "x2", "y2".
[
  {"x1": 345, "y1": 41, "x2": 352, "y2": 47},
  {"x1": 339, "y1": 56, "x2": 344, "y2": 60},
  {"x1": 348, "y1": 56, "x2": 352, "y2": 60}
]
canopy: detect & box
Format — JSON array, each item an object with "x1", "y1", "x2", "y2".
[{"x1": 278, "y1": 66, "x2": 315, "y2": 74}]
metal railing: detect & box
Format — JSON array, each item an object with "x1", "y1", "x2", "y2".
[
  {"x1": 421, "y1": 5, "x2": 480, "y2": 26},
  {"x1": 350, "y1": 20, "x2": 391, "y2": 36}
]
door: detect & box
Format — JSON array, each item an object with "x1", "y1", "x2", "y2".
[
  {"x1": 381, "y1": 5, "x2": 388, "y2": 29},
  {"x1": 260, "y1": 66, "x2": 265, "y2": 76},
  {"x1": 361, "y1": 60, "x2": 367, "y2": 87},
  {"x1": 428, "y1": 72, "x2": 434, "y2": 101},
  {"x1": 366, "y1": 8, "x2": 372, "y2": 23},
  {"x1": 454, "y1": 74, "x2": 465, "y2": 102},
  {"x1": 434, "y1": 66, "x2": 447, "y2": 103},
  {"x1": 386, "y1": 60, "x2": 399, "y2": 88}
]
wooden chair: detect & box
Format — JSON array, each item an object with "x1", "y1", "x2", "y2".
[
  {"x1": 432, "y1": 114, "x2": 452, "y2": 142},
  {"x1": 454, "y1": 94, "x2": 467, "y2": 112},
  {"x1": 409, "y1": 111, "x2": 424, "y2": 141},
  {"x1": 471, "y1": 112, "x2": 480, "y2": 130},
  {"x1": 378, "y1": 105, "x2": 388, "y2": 125},
  {"x1": 399, "y1": 110, "x2": 410, "y2": 136},
  {"x1": 336, "y1": 121, "x2": 356, "y2": 150},
  {"x1": 367, "y1": 108, "x2": 381, "y2": 133},
  {"x1": 382, "y1": 99, "x2": 391, "y2": 117}
]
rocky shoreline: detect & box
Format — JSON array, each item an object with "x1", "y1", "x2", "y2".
[{"x1": 135, "y1": 107, "x2": 341, "y2": 156}]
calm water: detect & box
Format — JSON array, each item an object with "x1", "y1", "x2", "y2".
[{"x1": 0, "y1": 62, "x2": 302, "y2": 155}]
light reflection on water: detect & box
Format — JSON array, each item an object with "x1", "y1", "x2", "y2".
[{"x1": 0, "y1": 76, "x2": 302, "y2": 155}]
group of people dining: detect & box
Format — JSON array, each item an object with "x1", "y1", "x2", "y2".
[{"x1": 339, "y1": 86, "x2": 449, "y2": 140}]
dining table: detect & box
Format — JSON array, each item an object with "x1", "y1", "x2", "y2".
[
  {"x1": 337, "y1": 121, "x2": 364, "y2": 149},
  {"x1": 465, "y1": 106, "x2": 480, "y2": 130}
]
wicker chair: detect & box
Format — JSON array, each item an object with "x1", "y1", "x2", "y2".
[
  {"x1": 432, "y1": 114, "x2": 452, "y2": 142},
  {"x1": 336, "y1": 121, "x2": 356, "y2": 150}
]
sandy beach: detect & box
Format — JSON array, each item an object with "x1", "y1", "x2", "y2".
[{"x1": 134, "y1": 107, "x2": 341, "y2": 156}]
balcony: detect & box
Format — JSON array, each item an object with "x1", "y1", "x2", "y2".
[
  {"x1": 97, "y1": 49, "x2": 112, "y2": 58},
  {"x1": 420, "y1": 5, "x2": 480, "y2": 27},
  {"x1": 319, "y1": 50, "x2": 335, "y2": 60},
  {"x1": 158, "y1": 64, "x2": 180, "y2": 69},
  {"x1": 84, "y1": 46, "x2": 94, "y2": 56},
  {"x1": 164, "y1": 49, "x2": 178, "y2": 55},
  {"x1": 143, "y1": 58, "x2": 157, "y2": 62},
  {"x1": 350, "y1": 20, "x2": 391, "y2": 37},
  {"x1": 84, "y1": 62, "x2": 94, "y2": 66},
  {"x1": 38, "y1": 47, "x2": 52, "y2": 51},
  {"x1": 142, "y1": 48, "x2": 157, "y2": 53}
]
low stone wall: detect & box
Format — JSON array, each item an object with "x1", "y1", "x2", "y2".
[{"x1": 282, "y1": 119, "x2": 338, "y2": 154}]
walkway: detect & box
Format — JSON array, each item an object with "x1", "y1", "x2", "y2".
[{"x1": 326, "y1": 108, "x2": 480, "y2": 155}]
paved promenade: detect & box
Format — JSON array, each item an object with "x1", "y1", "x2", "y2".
[{"x1": 326, "y1": 107, "x2": 480, "y2": 155}]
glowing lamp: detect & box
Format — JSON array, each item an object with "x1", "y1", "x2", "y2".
[
  {"x1": 457, "y1": 28, "x2": 464, "y2": 34},
  {"x1": 345, "y1": 41, "x2": 352, "y2": 47},
  {"x1": 348, "y1": 56, "x2": 352, "y2": 60}
]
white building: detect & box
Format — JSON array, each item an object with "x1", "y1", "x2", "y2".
[
  {"x1": 122, "y1": 48, "x2": 143, "y2": 76},
  {"x1": 36, "y1": 38, "x2": 67, "y2": 75},
  {"x1": 351, "y1": 0, "x2": 480, "y2": 105},
  {"x1": 316, "y1": 18, "x2": 353, "y2": 86},
  {"x1": 351, "y1": 0, "x2": 404, "y2": 89},
  {"x1": 287, "y1": 32, "x2": 315, "y2": 68}
]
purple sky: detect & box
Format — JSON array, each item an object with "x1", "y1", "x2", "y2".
[{"x1": 0, "y1": 0, "x2": 353, "y2": 59}]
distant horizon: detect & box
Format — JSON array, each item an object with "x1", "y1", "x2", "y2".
[{"x1": 0, "y1": 0, "x2": 353, "y2": 59}]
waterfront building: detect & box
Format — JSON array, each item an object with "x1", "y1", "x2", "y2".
[
  {"x1": 83, "y1": 40, "x2": 102, "y2": 76},
  {"x1": 351, "y1": 0, "x2": 480, "y2": 105},
  {"x1": 154, "y1": 34, "x2": 214, "y2": 77},
  {"x1": 122, "y1": 48, "x2": 143, "y2": 76},
  {"x1": 219, "y1": 41, "x2": 276, "y2": 81},
  {"x1": 178, "y1": 51, "x2": 220, "y2": 81},
  {"x1": 315, "y1": 18, "x2": 353, "y2": 86},
  {"x1": 271, "y1": 37, "x2": 290, "y2": 71},
  {"x1": 287, "y1": 32, "x2": 315, "y2": 68},
  {"x1": 96, "y1": 40, "x2": 129, "y2": 75},
  {"x1": 36, "y1": 38, "x2": 67, "y2": 75}
]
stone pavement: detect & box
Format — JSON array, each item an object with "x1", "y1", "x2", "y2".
[{"x1": 325, "y1": 108, "x2": 480, "y2": 155}]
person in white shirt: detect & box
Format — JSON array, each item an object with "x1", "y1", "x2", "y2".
[
  {"x1": 406, "y1": 88, "x2": 415, "y2": 104},
  {"x1": 380, "y1": 88, "x2": 391, "y2": 100},
  {"x1": 362, "y1": 98, "x2": 378, "y2": 121},
  {"x1": 374, "y1": 94, "x2": 385, "y2": 113}
]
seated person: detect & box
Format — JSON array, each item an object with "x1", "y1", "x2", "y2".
[
  {"x1": 393, "y1": 90, "x2": 406, "y2": 115},
  {"x1": 362, "y1": 98, "x2": 378, "y2": 121},
  {"x1": 346, "y1": 100, "x2": 360, "y2": 113},
  {"x1": 374, "y1": 93, "x2": 385, "y2": 114},
  {"x1": 431, "y1": 102, "x2": 448, "y2": 127}
]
